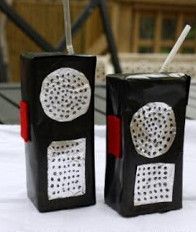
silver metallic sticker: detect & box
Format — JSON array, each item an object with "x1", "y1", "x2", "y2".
[{"x1": 130, "y1": 102, "x2": 176, "y2": 158}]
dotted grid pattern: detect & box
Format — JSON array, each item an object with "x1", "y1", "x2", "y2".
[
  {"x1": 40, "y1": 68, "x2": 91, "y2": 122},
  {"x1": 134, "y1": 163, "x2": 175, "y2": 206},
  {"x1": 47, "y1": 138, "x2": 86, "y2": 200},
  {"x1": 130, "y1": 102, "x2": 176, "y2": 158}
]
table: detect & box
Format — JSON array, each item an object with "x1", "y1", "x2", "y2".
[{"x1": 0, "y1": 122, "x2": 196, "y2": 232}]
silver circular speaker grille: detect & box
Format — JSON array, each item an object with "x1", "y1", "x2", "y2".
[
  {"x1": 40, "y1": 68, "x2": 91, "y2": 122},
  {"x1": 130, "y1": 102, "x2": 176, "y2": 158}
]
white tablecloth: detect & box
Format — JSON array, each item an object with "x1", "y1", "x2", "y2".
[{"x1": 0, "y1": 122, "x2": 196, "y2": 232}]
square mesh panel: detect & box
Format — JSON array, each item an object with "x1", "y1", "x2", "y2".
[
  {"x1": 134, "y1": 163, "x2": 175, "y2": 206},
  {"x1": 47, "y1": 138, "x2": 86, "y2": 200}
]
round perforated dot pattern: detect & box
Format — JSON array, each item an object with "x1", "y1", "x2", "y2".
[
  {"x1": 40, "y1": 68, "x2": 91, "y2": 122},
  {"x1": 130, "y1": 102, "x2": 176, "y2": 158},
  {"x1": 47, "y1": 138, "x2": 86, "y2": 200}
]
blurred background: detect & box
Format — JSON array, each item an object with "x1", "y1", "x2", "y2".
[{"x1": 0, "y1": 0, "x2": 196, "y2": 124}]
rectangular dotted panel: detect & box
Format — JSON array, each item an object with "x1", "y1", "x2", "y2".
[
  {"x1": 134, "y1": 163, "x2": 175, "y2": 206},
  {"x1": 47, "y1": 138, "x2": 86, "y2": 200}
]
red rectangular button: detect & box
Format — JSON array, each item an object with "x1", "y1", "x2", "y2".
[
  {"x1": 20, "y1": 101, "x2": 30, "y2": 142},
  {"x1": 107, "y1": 115, "x2": 121, "y2": 158}
]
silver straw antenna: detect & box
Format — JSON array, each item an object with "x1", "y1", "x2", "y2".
[
  {"x1": 62, "y1": 0, "x2": 74, "y2": 55},
  {"x1": 159, "y1": 25, "x2": 191, "y2": 73}
]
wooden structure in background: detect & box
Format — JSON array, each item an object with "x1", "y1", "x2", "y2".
[
  {"x1": 129, "y1": 1, "x2": 196, "y2": 54},
  {"x1": 4, "y1": 0, "x2": 196, "y2": 82}
]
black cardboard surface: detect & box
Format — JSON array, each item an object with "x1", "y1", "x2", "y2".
[
  {"x1": 105, "y1": 73, "x2": 191, "y2": 217},
  {"x1": 21, "y1": 53, "x2": 96, "y2": 212}
]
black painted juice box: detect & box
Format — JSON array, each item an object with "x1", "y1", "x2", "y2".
[
  {"x1": 20, "y1": 53, "x2": 96, "y2": 212},
  {"x1": 105, "y1": 73, "x2": 190, "y2": 217}
]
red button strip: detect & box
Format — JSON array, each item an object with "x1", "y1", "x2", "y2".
[
  {"x1": 20, "y1": 101, "x2": 30, "y2": 142},
  {"x1": 107, "y1": 115, "x2": 121, "y2": 158}
]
